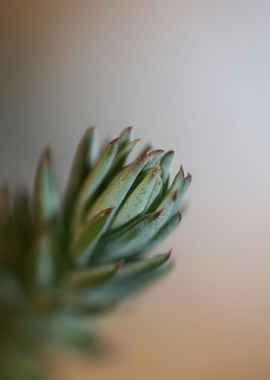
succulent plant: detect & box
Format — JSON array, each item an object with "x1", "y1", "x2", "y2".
[{"x1": 0, "y1": 127, "x2": 191, "y2": 379}]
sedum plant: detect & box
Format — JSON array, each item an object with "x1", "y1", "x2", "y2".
[{"x1": 0, "y1": 127, "x2": 191, "y2": 379}]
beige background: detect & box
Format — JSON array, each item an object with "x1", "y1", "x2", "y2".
[{"x1": 1, "y1": 1, "x2": 270, "y2": 379}]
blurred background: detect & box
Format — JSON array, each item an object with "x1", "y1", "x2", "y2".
[{"x1": 1, "y1": 1, "x2": 270, "y2": 379}]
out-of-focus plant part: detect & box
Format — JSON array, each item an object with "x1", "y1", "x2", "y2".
[{"x1": 0, "y1": 127, "x2": 191, "y2": 379}]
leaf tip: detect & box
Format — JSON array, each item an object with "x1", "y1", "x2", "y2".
[
  {"x1": 165, "y1": 249, "x2": 172, "y2": 260},
  {"x1": 139, "y1": 150, "x2": 150, "y2": 161},
  {"x1": 110, "y1": 137, "x2": 120, "y2": 145},
  {"x1": 104, "y1": 207, "x2": 115, "y2": 215},
  {"x1": 171, "y1": 190, "x2": 178, "y2": 201},
  {"x1": 152, "y1": 209, "x2": 164, "y2": 218},
  {"x1": 40, "y1": 147, "x2": 51, "y2": 166},
  {"x1": 179, "y1": 165, "x2": 185, "y2": 177},
  {"x1": 186, "y1": 172, "x2": 192, "y2": 182}
]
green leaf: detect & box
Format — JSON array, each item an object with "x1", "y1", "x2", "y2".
[
  {"x1": 132, "y1": 149, "x2": 163, "y2": 189},
  {"x1": 64, "y1": 127, "x2": 95, "y2": 219},
  {"x1": 112, "y1": 165, "x2": 160, "y2": 228},
  {"x1": 170, "y1": 173, "x2": 192, "y2": 215},
  {"x1": 94, "y1": 199, "x2": 176, "y2": 263},
  {"x1": 65, "y1": 262, "x2": 121, "y2": 289},
  {"x1": 144, "y1": 173, "x2": 163, "y2": 211},
  {"x1": 71, "y1": 208, "x2": 114, "y2": 266},
  {"x1": 32, "y1": 231, "x2": 55, "y2": 290},
  {"x1": 33, "y1": 149, "x2": 61, "y2": 229},
  {"x1": 136, "y1": 212, "x2": 181, "y2": 255},
  {"x1": 119, "y1": 252, "x2": 171, "y2": 277},
  {"x1": 76, "y1": 253, "x2": 173, "y2": 306},
  {"x1": 144, "y1": 149, "x2": 164, "y2": 169},
  {"x1": 109, "y1": 138, "x2": 140, "y2": 176},
  {"x1": 72, "y1": 137, "x2": 119, "y2": 230},
  {"x1": 86, "y1": 151, "x2": 150, "y2": 220},
  {"x1": 169, "y1": 166, "x2": 185, "y2": 193},
  {"x1": 118, "y1": 126, "x2": 133, "y2": 150},
  {"x1": 160, "y1": 150, "x2": 175, "y2": 189}
]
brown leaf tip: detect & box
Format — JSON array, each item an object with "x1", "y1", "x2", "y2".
[
  {"x1": 86, "y1": 126, "x2": 96, "y2": 134},
  {"x1": 39, "y1": 147, "x2": 51, "y2": 167},
  {"x1": 171, "y1": 190, "x2": 178, "y2": 201},
  {"x1": 152, "y1": 209, "x2": 164, "y2": 218},
  {"x1": 131, "y1": 138, "x2": 141, "y2": 145},
  {"x1": 179, "y1": 165, "x2": 185, "y2": 177},
  {"x1": 186, "y1": 173, "x2": 192, "y2": 182},
  {"x1": 110, "y1": 137, "x2": 120, "y2": 145},
  {"x1": 124, "y1": 126, "x2": 133, "y2": 132},
  {"x1": 104, "y1": 207, "x2": 115, "y2": 215},
  {"x1": 149, "y1": 149, "x2": 164, "y2": 156},
  {"x1": 139, "y1": 150, "x2": 150, "y2": 161},
  {"x1": 165, "y1": 249, "x2": 172, "y2": 260}
]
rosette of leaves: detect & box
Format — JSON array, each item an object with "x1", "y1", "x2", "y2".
[{"x1": 0, "y1": 127, "x2": 191, "y2": 379}]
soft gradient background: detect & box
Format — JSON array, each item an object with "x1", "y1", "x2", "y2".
[{"x1": 1, "y1": 1, "x2": 270, "y2": 379}]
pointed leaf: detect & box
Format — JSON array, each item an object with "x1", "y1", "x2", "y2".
[
  {"x1": 72, "y1": 137, "x2": 119, "y2": 229},
  {"x1": 71, "y1": 208, "x2": 114, "y2": 266},
  {"x1": 32, "y1": 231, "x2": 55, "y2": 290},
  {"x1": 171, "y1": 173, "x2": 192, "y2": 215},
  {"x1": 169, "y1": 166, "x2": 185, "y2": 193},
  {"x1": 94, "y1": 201, "x2": 176, "y2": 263},
  {"x1": 118, "y1": 126, "x2": 133, "y2": 150},
  {"x1": 86, "y1": 151, "x2": 150, "y2": 220},
  {"x1": 65, "y1": 262, "x2": 121, "y2": 289},
  {"x1": 144, "y1": 149, "x2": 164, "y2": 169},
  {"x1": 144, "y1": 173, "x2": 163, "y2": 212},
  {"x1": 160, "y1": 150, "x2": 175, "y2": 189},
  {"x1": 33, "y1": 149, "x2": 61, "y2": 228},
  {"x1": 64, "y1": 127, "x2": 95, "y2": 218},
  {"x1": 137, "y1": 212, "x2": 181, "y2": 254},
  {"x1": 119, "y1": 252, "x2": 171, "y2": 277},
  {"x1": 109, "y1": 138, "x2": 140, "y2": 175},
  {"x1": 77, "y1": 255, "x2": 173, "y2": 306},
  {"x1": 113, "y1": 165, "x2": 160, "y2": 228}
]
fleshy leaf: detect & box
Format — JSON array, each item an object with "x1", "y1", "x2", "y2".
[
  {"x1": 119, "y1": 252, "x2": 171, "y2": 277},
  {"x1": 72, "y1": 138, "x2": 119, "y2": 230},
  {"x1": 32, "y1": 231, "x2": 55, "y2": 290},
  {"x1": 86, "y1": 151, "x2": 150, "y2": 220},
  {"x1": 144, "y1": 173, "x2": 163, "y2": 212},
  {"x1": 76, "y1": 253, "x2": 173, "y2": 307},
  {"x1": 65, "y1": 262, "x2": 121, "y2": 289},
  {"x1": 71, "y1": 208, "x2": 114, "y2": 266},
  {"x1": 112, "y1": 165, "x2": 160, "y2": 228},
  {"x1": 33, "y1": 149, "x2": 61, "y2": 229},
  {"x1": 118, "y1": 126, "x2": 133, "y2": 150},
  {"x1": 64, "y1": 127, "x2": 95, "y2": 219},
  {"x1": 109, "y1": 138, "x2": 140, "y2": 176},
  {"x1": 144, "y1": 149, "x2": 164, "y2": 169},
  {"x1": 160, "y1": 150, "x2": 175, "y2": 189},
  {"x1": 93, "y1": 198, "x2": 176, "y2": 263},
  {"x1": 170, "y1": 173, "x2": 192, "y2": 215},
  {"x1": 136, "y1": 212, "x2": 181, "y2": 255}
]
